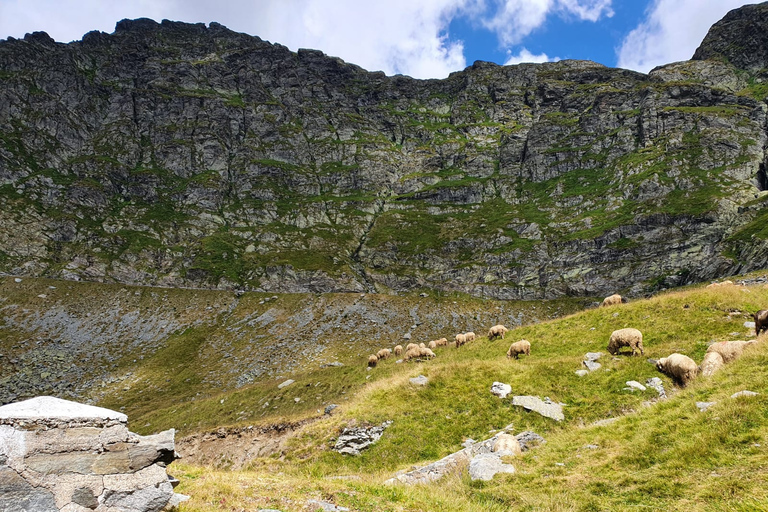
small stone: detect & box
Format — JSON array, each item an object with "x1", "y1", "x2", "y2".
[
  {"x1": 462, "y1": 438, "x2": 477, "y2": 448},
  {"x1": 583, "y1": 444, "x2": 599, "y2": 450},
  {"x1": 410, "y1": 375, "x2": 428, "y2": 386},
  {"x1": 584, "y1": 352, "x2": 602, "y2": 362},
  {"x1": 575, "y1": 370, "x2": 589, "y2": 377},
  {"x1": 646, "y1": 377, "x2": 667, "y2": 399},
  {"x1": 419, "y1": 293, "x2": 428, "y2": 297},
  {"x1": 278, "y1": 379, "x2": 295, "y2": 389},
  {"x1": 403, "y1": 333, "x2": 412, "y2": 340},
  {"x1": 731, "y1": 390, "x2": 758, "y2": 399},
  {"x1": 294, "y1": 398, "x2": 301, "y2": 403},
  {"x1": 324, "y1": 404, "x2": 338, "y2": 415},
  {"x1": 626, "y1": 381, "x2": 646, "y2": 391},
  {"x1": 37, "y1": 294, "x2": 46, "y2": 299},
  {"x1": 490, "y1": 382, "x2": 512, "y2": 399},
  {"x1": 582, "y1": 360, "x2": 602, "y2": 372},
  {"x1": 306, "y1": 499, "x2": 350, "y2": 512},
  {"x1": 13, "y1": 278, "x2": 21, "y2": 283},
  {"x1": 696, "y1": 401, "x2": 716, "y2": 412},
  {"x1": 744, "y1": 321, "x2": 756, "y2": 329},
  {"x1": 612, "y1": 312, "x2": 619, "y2": 317},
  {"x1": 555, "y1": 462, "x2": 565, "y2": 466}
]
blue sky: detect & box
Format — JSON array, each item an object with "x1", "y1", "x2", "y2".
[{"x1": 0, "y1": 0, "x2": 756, "y2": 78}]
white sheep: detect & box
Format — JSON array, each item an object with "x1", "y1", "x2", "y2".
[
  {"x1": 428, "y1": 340, "x2": 437, "y2": 350},
  {"x1": 506, "y1": 340, "x2": 531, "y2": 360},
  {"x1": 376, "y1": 348, "x2": 391, "y2": 360},
  {"x1": 393, "y1": 345, "x2": 403, "y2": 356},
  {"x1": 601, "y1": 294, "x2": 623, "y2": 307},
  {"x1": 700, "y1": 351, "x2": 724, "y2": 377},
  {"x1": 367, "y1": 355, "x2": 378, "y2": 367},
  {"x1": 705, "y1": 340, "x2": 755, "y2": 363},
  {"x1": 607, "y1": 328, "x2": 644, "y2": 356},
  {"x1": 656, "y1": 353, "x2": 699, "y2": 387},
  {"x1": 465, "y1": 332, "x2": 477, "y2": 342},
  {"x1": 455, "y1": 333, "x2": 467, "y2": 348},
  {"x1": 488, "y1": 324, "x2": 509, "y2": 340}
]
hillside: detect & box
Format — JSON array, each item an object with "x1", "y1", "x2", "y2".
[
  {"x1": 155, "y1": 276, "x2": 768, "y2": 511},
  {"x1": 2, "y1": 5, "x2": 768, "y2": 299}
]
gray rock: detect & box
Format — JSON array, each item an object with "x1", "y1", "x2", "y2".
[
  {"x1": 468, "y1": 453, "x2": 515, "y2": 481},
  {"x1": 306, "y1": 499, "x2": 350, "y2": 511},
  {"x1": 625, "y1": 381, "x2": 646, "y2": 391},
  {"x1": 461, "y1": 439, "x2": 476, "y2": 449},
  {"x1": 403, "y1": 333, "x2": 412, "y2": 340},
  {"x1": 575, "y1": 370, "x2": 589, "y2": 377},
  {"x1": 277, "y1": 379, "x2": 295, "y2": 389},
  {"x1": 515, "y1": 431, "x2": 546, "y2": 451},
  {"x1": 584, "y1": 352, "x2": 603, "y2": 362},
  {"x1": 696, "y1": 401, "x2": 717, "y2": 412},
  {"x1": 490, "y1": 382, "x2": 512, "y2": 399},
  {"x1": 324, "y1": 404, "x2": 338, "y2": 415},
  {"x1": 582, "y1": 360, "x2": 602, "y2": 372},
  {"x1": 583, "y1": 444, "x2": 599, "y2": 450},
  {"x1": 744, "y1": 321, "x2": 756, "y2": 329},
  {"x1": 512, "y1": 396, "x2": 564, "y2": 421},
  {"x1": 334, "y1": 421, "x2": 392, "y2": 455},
  {"x1": 409, "y1": 375, "x2": 428, "y2": 386},
  {"x1": 320, "y1": 362, "x2": 344, "y2": 368},
  {"x1": 646, "y1": 377, "x2": 667, "y2": 399},
  {"x1": 731, "y1": 390, "x2": 759, "y2": 399}
]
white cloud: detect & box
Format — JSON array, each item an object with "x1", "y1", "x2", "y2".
[
  {"x1": 617, "y1": 0, "x2": 751, "y2": 73},
  {"x1": 481, "y1": 0, "x2": 613, "y2": 46},
  {"x1": 504, "y1": 48, "x2": 558, "y2": 65}
]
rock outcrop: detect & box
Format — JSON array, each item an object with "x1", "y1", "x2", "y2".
[
  {"x1": 1, "y1": 8, "x2": 768, "y2": 299},
  {"x1": 0, "y1": 396, "x2": 186, "y2": 512}
]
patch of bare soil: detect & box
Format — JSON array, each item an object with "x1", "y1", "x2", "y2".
[{"x1": 176, "y1": 419, "x2": 314, "y2": 469}]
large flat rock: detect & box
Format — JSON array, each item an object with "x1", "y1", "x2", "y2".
[
  {"x1": 511, "y1": 396, "x2": 564, "y2": 421},
  {"x1": 0, "y1": 396, "x2": 127, "y2": 424}
]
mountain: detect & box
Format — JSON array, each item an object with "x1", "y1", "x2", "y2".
[{"x1": 2, "y1": 7, "x2": 768, "y2": 299}]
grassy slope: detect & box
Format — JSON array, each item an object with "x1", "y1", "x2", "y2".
[{"x1": 170, "y1": 277, "x2": 768, "y2": 511}]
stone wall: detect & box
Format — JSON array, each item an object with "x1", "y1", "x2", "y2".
[{"x1": 0, "y1": 396, "x2": 187, "y2": 512}]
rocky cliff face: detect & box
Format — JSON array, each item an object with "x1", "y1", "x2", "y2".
[{"x1": 2, "y1": 10, "x2": 768, "y2": 299}]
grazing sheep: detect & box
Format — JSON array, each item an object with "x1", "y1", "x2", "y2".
[
  {"x1": 455, "y1": 333, "x2": 467, "y2": 348},
  {"x1": 601, "y1": 294, "x2": 623, "y2": 307},
  {"x1": 492, "y1": 433, "x2": 522, "y2": 456},
  {"x1": 404, "y1": 346, "x2": 436, "y2": 361},
  {"x1": 656, "y1": 353, "x2": 699, "y2": 387},
  {"x1": 419, "y1": 342, "x2": 426, "y2": 349},
  {"x1": 377, "y1": 348, "x2": 391, "y2": 360},
  {"x1": 700, "y1": 351, "x2": 724, "y2": 377},
  {"x1": 607, "y1": 328, "x2": 644, "y2": 356},
  {"x1": 428, "y1": 340, "x2": 438, "y2": 350},
  {"x1": 368, "y1": 355, "x2": 378, "y2": 367},
  {"x1": 406, "y1": 343, "x2": 419, "y2": 352},
  {"x1": 706, "y1": 280, "x2": 734, "y2": 289},
  {"x1": 420, "y1": 347, "x2": 436, "y2": 359},
  {"x1": 488, "y1": 324, "x2": 509, "y2": 340},
  {"x1": 705, "y1": 340, "x2": 755, "y2": 363},
  {"x1": 465, "y1": 332, "x2": 477, "y2": 342},
  {"x1": 437, "y1": 337, "x2": 448, "y2": 347},
  {"x1": 394, "y1": 345, "x2": 403, "y2": 356},
  {"x1": 755, "y1": 310, "x2": 768, "y2": 336},
  {"x1": 506, "y1": 340, "x2": 531, "y2": 360}
]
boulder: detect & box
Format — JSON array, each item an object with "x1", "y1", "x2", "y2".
[
  {"x1": 511, "y1": 396, "x2": 564, "y2": 421},
  {"x1": 409, "y1": 375, "x2": 428, "y2": 386},
  {"x1": 468, "y1": 453, "x2": 515, "y2": 481},
  {"x1": 0, "y1": 396, "x2": 187, "y2": 512},
  {"x1": 582, "y1": 360, "x2": 602, "y2": 372},
  {"x1": 333, "y1": 421, "x2": 392, "y2": 455},
  {"x1": 625, "y1": 381, "x2": 646, "y2": 391},
  {"x1": 490, "y1": 382, "x2": 512, "y2": 399}
]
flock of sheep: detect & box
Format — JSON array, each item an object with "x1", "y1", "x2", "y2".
[{"x1": 365, "y1": 289, "x2": 767, "y2": 391}]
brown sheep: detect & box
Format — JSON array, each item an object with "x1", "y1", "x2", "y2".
[
  {"x1": 394, "y1": 345, "x2": 403, "y2": 356},
  {"x1": 455, "y1": 333, "x2": 467, "y2": 348},
  {"x1": 700, "y1": 351, "x2": 724, "y2": 377},
  {"x1": 705, "y1": 340, "x2": 755, "y2": 363},
  {"x1": 601, "y1": 294, "x2": 623, "y2": 307},
  {"x1": 367, "y1": 355, "x2": 378, "y2": 367},
  {"x1": 506, "y1": 340, "x2": 531, "y2": 360},
  {"x1": 465, "y1": 332, "x2": 477, "y2": 342},
  {"x1": 488, "y1": 324, "x2": 509, "y2": 340},
  {"x1": 755, "y1": 310, "x2": 768, "y2": 336},
  {"x1": 656, "y1": 353, "x2": 699, "y2": 387},
  {"x1": 607, "y1": 328, "x2": 644, "y2": 356}
]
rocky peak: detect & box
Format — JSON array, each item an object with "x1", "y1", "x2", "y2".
[{"x1": 692, "y1": 2, "x2": 768, "y2": 71}]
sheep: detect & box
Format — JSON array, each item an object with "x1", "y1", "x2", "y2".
[
  {"x1": 455, "y1": 333, "x2": 467, "y2": 348},
  {"x1": 706, "y1": 280, "x2": 734, "y2": 289},
  {"x1": 404, "y1": 346, "x2": 436, "y2": 361},
  {"x1": 420, "y1": 347, "x2": 436, "y2": 359},
  {"x1": 465, "y1": 332, "x2": 477, "y2": 342},
  {"x1": 437, "y1": 337, "x2": 448, "y2": 347},
  {"x1": 700, "y1": 351, "x2": 724, "y2": 377},
  {"x1": 705, "y1": 340, "x2": 755, "y2": 363},
  {"x1": 419, "y1": 342, "x2": 426, "y2": 349},
  {"x1": 506, "y1": 339, "x2": 531, "y2": 360},
  {"x1": 601, "y1": 294, "x2": 623, "y2": 307},
  {"x1": 377, "y1": 348, "x2": 391, "y2": 360},
  {"x1": 394, "y1": 345, "x2": 403, "y2": 356},
  {"x1": 492, "y1": 433, "x2": 522, "y2": 456},
  {"x1": 607, "y1": 328, "x2": 644, "y2": 356},
  {"x1": 488, "y1": 324, "x2": 509, "y2": 340},
  {"x1": 428, "y1": 340, "x2": 437, "y2": 349},
  {"x1": 656, "y1": 353, "x2": 699, "y2": 387},
  {"x1": 405, "y1": 343, "x2": 419, "y2": 352},
  {"x1": 755, "y1": 310, "x2": 768, "y2": 336},
  {"x1": 367, "y1": 355, "x2": 378, "y2": 367}
]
